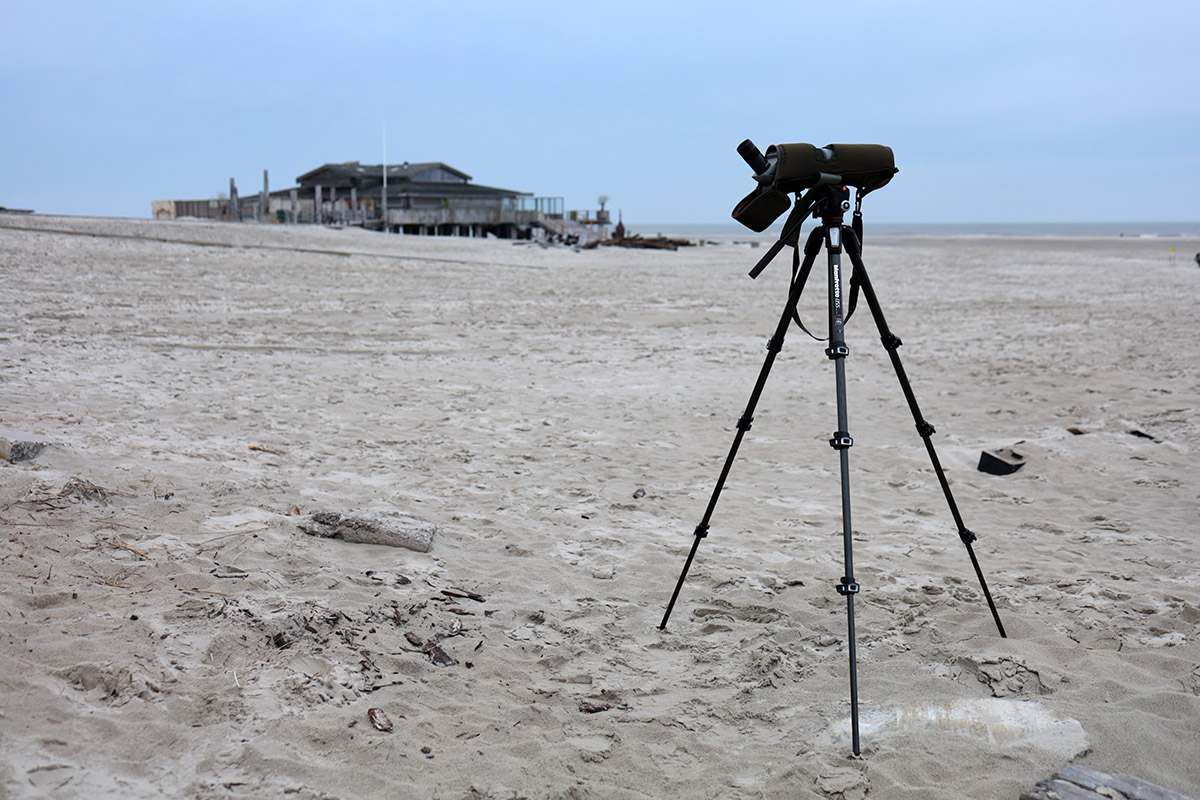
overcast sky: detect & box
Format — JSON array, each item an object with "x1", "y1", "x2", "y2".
[{"x1": 3, "y1": 1, "x2": 1197, "y2": 224}]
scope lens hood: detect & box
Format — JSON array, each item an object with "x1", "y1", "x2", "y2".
[{"x1": 772, "y1": 143, "x2": 897, "y2": 193}]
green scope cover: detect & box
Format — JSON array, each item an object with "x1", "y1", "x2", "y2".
[{"x1": 732, "y1": 143, "x2": 897, "y2": 232}]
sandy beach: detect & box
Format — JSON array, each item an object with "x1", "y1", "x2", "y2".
[{"x1": 1, "y1": 214, "x2": 1198, "y2": 799}]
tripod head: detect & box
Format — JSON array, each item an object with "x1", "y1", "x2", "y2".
[
  {"x1": 810, "y1": 184, "x2": 852, "y2": 221},
  {"x1": 732, "y1": 140, "x2": 896, "y2": 232}
]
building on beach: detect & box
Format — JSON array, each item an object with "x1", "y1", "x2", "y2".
[{"x1": 153, "y1": 161, "x2": 574, "y2": 239}]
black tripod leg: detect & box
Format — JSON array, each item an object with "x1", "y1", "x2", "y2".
[
  {"x1": 660, "y1": 227, "x2": 825, "y2": 630},
  {"x1": 842, "y1": 230, "x2": 1007, "y2": 638}
]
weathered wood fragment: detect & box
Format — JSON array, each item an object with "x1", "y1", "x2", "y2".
[
  {"x1": 604, "y1": 234, "x2": 693, "y2": 251},
  {"x1": 1021, "y1": 765, "x2": 1197, "y2": 800},
  {"x1": 298, "y1": 509, "x2": 437, "y2": 552}
]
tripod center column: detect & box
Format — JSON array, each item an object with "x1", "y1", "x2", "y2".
[
  {"x1": 824, "y1": 212, "x2": 861, "y2": 755},
  {"x1": 824, "y1": 221, "x2": 854, "y2": 494}
]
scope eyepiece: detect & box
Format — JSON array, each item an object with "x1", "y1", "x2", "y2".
[{"x1": 737, "y1": 139, "x2": 771, "y2": 176}]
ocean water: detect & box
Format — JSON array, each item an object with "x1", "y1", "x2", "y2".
[{"x1": 638, "y1": 221, "x2": 1200, "y2": 242}]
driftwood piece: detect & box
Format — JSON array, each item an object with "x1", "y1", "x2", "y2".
[
  {"x1": 298, "y1": 509, "x2": 437, "y2": 552},
  {"x1": 1021, "y1": 765, "x2": 1196, "y2": 800},
  {"x1": 605, "y1": 234, "x2": 693, "y2": 251}
]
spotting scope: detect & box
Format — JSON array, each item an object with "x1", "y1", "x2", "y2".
[{"x1": 732, "y1": 140, "x2": 897, "y2": 231}]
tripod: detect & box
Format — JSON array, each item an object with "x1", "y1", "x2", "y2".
[{"x1": 658, "y1": 183, "x2": 1007, "y2": 756}]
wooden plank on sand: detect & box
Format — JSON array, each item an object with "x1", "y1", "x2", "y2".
[{"x1": 1021, "y1": 765, "x2": 1197, "y2": 800}]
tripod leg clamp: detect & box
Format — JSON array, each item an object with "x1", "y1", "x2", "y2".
[
  {"x1": 882, "y1": 332, "x2": 903, "y2": 351},
  {"x1": 958, "y1": 528, "x2": 977, "y2": 545},
  {"x1": 694, "y1": 523, "x2": 710, "y2": 539},
  {"x1": 737, "y1": 414, "x2": 754, "y2": 432},
  {"x1": 825, "y1": 343, "x2": 850, "y2": 360},
  {"x1": 830, "y1": 431, "x2": 853, "y2": 450},
  {"x1": 766, "y1": 335, "x2": 783, "y2": 354},
  {"x1": 916, "y1": 419, "x2": 936, "y2": 438},
  {"x1": 836, "y1": 577, "x2": 860, "y2": 595}
]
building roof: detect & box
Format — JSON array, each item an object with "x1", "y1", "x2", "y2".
[
  {"x1": 295, "y1": 161, "x2": 529, "y2": 198},
  {"x1": 296, "y1": 161, "x2": 471, "y2": 185}
]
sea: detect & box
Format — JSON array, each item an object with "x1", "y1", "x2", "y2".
[{"x1": 638, "y1": 221, "x2": 1200, "y2": 243}]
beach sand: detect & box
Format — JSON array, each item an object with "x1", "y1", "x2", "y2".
[{"x1": 1, "y1": 215, "x2": 1198, "y2": 798}]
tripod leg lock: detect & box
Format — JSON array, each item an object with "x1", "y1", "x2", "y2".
[
  {"x1": 694, "y1": 523, "x2": 710, "y2": 539},
  {"x1": 766, "y1": 335, "x2": 784, "y2": 354},
  {"x1": 916, "y1": 419, "x2": 936, "y2": 438},
  {"x1": 836, "y1": 577, "x2": 860, "y2": 595},
  {"x1": 958, "y1": 527, "x2": 977, "y2": 545},
  {"x1": 737, "y1": 414, "x2": 754, "y2": 432},
  {"x1": 829, "y1": 431, "x2": 854, "y2": 450},
  {"x1": 825, "y1": 343, "x2": 850, "y2": 360},
  {"x1": 882, "y1": 332, "x2": 903, "y2": 351}
]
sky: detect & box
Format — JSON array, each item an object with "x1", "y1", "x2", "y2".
[{"x1": 2, "y1": 1, "x2": 1198, "y2": 224}]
